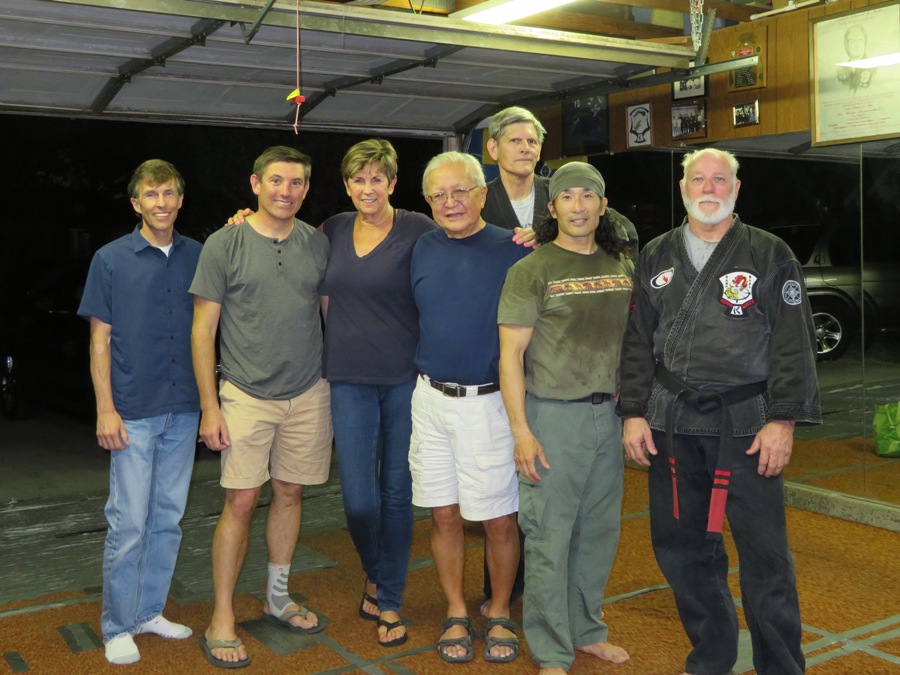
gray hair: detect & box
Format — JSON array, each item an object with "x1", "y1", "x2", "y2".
[
  {"x1": 488, "y1": 106, "x2": 547, "y2": 143},
  {"x1": 421, "y1": 151, "x2": 486, "y2": 195},
  {"x1": 681, "y1": 148, "x2": 739, "y2": 182}
]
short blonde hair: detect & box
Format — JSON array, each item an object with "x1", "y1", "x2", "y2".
[{"x1": 340, "y1": 138, "x2": 398, "y2": 182}]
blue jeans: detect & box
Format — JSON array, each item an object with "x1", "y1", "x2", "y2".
[
  {"x1": 331, "y1": 381, "x2": 415, "y2": 613},
  {"x1": 101, "y1": 412, "x2": 199, "y2": 641}
]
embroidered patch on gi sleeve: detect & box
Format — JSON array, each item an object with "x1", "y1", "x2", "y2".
[
  {"x1": 782, "y1": 279, "x2": 802, "y2": 305},
  {"x1": 651, "y1": 267, "x2": 674, "y2": 289}
]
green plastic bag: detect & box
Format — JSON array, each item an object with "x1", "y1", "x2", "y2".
[{"x1": 873, "y1": 402, "x2": 900, "y2": 457}]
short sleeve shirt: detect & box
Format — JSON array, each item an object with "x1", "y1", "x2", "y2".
[
  {"x1": 498, "y1": 243, "x2": 633, "y2": 400},
  {"x1": 77, "y1": 227, "x2": 202, "y2": 419},
  {"x1": 189, "y1": 219, "x2": 328, "y2": 400}
]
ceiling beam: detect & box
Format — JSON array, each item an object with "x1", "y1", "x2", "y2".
[
  {"x1": 510, "y1": 9, "x2": 682, "y2": 39},
  {"x1": 588, "y1": 0, "x2": 762, "y2": 23},
  {"x1": 44, "y1": 0, "x2": 695, "y2": 69}
]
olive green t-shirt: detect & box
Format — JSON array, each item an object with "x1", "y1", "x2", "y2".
[{"x1": 498, "y1": 242, "x2": 634, "y2": 400}]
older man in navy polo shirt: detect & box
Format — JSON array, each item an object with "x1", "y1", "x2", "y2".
[{"x1": 78, "y1": 159, "x2": 202, "y2": 666}]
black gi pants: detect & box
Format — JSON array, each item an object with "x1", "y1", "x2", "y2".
[{"x1": 648, "y1": 431, "x2": 805, "y2": 675}]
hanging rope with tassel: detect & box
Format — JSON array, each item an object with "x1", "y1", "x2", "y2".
[{"x1": 286, "y1": 0, "x2": 304, "y2": 134}]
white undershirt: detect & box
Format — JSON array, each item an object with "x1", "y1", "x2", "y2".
[
  {"x1": 510, "y1": 184, "x2": 536, "y2": 228},
  {"x1": 156, "y1": 243, "x2": 173, "y2": 257}
]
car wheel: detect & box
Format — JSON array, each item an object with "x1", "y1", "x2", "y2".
[
  {"x1": 1, "y1": 358, "x2": 21, "y2": 419},
  {"x1": 811, "y1": 300, "x2": 854, "y2": 361}
]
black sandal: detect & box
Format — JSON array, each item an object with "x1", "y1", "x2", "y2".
[
  {"x1": 437, "y1": 616, "x2": 475, "y2": 664},
  {"x1": 483, "y1": 616, "x2": 519, "y2": 663},
  {"x1": 377, "y1": 616, "x2": 408, "y2": 648},
  {"x1": 358, "y1": 579, "x2": 379, "y2": 622}
]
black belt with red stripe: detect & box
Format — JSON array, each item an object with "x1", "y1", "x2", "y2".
[{"x1": 655, "y1": 363, "x2": 767, "y2": 540}]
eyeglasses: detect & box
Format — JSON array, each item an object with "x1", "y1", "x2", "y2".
[{"x1": 425, "y1": 185, "x2": 480, "y2": 205}]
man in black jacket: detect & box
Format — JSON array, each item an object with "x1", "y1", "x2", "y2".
[
  {"x1": 482, "y1": 106, "x2": 549, "y2": 233},
  {"x1": 618, "y1": 148, "x2": 821, "y2": 675}
]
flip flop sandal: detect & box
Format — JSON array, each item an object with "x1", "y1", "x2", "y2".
[
  {"x1": 261, "y1": 606, "x2": 326, "y2": 634},
  {"x1": 437, "y1": 616, "x2": 475, "y2": 664},
  {"x1": 483, "y1": 616, "x2": 519, "y2": 663},
  {"x1": 377, "y1": 617, "x2": 409, "y2": 648},
  {"x1": 199, "y1": 635, "x2": 251, "y2": 669},
  {"x1": 359, "y1": 579, "x2": 380, "y2": 622}
]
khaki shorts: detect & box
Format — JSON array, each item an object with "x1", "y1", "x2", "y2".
[{"x1": 218, "y1": 378, "x2": 333, "y2": 489}]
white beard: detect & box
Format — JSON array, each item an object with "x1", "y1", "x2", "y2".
[{"x1": 683, "y1": 191, "x2": 736, "y2": 225}]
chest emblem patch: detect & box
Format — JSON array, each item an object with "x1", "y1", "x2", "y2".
[
  {"x1": 651, "y1": 267, "x2": 674, "y2": 289},
  {"x1": 718, "y1": 271, "x2": 757, "y2": 317}
]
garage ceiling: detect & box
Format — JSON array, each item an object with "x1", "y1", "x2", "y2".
[{"x1": 0, "y1": 0, "x2": 702, "y2": 137}]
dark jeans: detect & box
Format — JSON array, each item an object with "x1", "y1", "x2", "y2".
[
  {"x1": 648, "y1": 431, "x2": 805, "y2": 675},
  {"x1": 331, "y1": 381, "x2": 415, "y2": 613}
]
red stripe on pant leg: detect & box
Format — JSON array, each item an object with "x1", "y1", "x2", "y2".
[{"x1": 670, "y1": 457, "x2": 679, "y2": 520}]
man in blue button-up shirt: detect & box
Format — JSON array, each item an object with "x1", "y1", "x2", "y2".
[{"x1": 78, "y1": 159, "x2": 202, "y2": 666}]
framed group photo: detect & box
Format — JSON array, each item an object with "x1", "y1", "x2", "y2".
[
  {"x1": 672, "y1": 101, "x2": 707, "y2": 140},
  {"x1": 733, "y1": 101, "x2": 759, "y2": 127},
  {"x1": 672, "y1": 75, "x2": 706, "y2": 100}
]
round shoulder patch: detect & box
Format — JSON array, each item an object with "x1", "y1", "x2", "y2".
[{"x1": 782, "y1": 280, "x2": 802, "y2": 306}]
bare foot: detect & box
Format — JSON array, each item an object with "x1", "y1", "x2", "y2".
[
  {"x1": 480, "y1": 599, "x2": 491, "y2": 618},
  {"x1": 204, "y1": 625, "x2": 248, "y2": 664},
  {"x1": 377, "y1": 610, "x2": 407, "y2": 644},
  {"x1": 576, "y1": 641, "x2": 629, "y2": 664},
  {"x1": 264, "y1": 601, "x2": 319, "y2": 631}
]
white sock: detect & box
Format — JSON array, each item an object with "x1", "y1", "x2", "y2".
[
  {"x1": 105, "y1": 634, "x2": 140, "y2": 665},
  {"x1": 267, "y1": 563, "x2": 292, "y2": 616},
  {"x1": 135, "y1": 615, "x2": 192, "y2": 639}
]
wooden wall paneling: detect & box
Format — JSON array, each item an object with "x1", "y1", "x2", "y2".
[{"x1": 774, "y1": 9, "x2": 811, "y2": 133}]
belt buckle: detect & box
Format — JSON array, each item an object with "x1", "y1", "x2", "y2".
[{"x1": 442, "y1": 382, "x2": 463, "y2": 397}]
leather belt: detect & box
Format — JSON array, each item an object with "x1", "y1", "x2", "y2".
[
  {"x1": 568, "y1": 392, "x2": 613, "y2": 404},
  {"x1": 422, "y1": 374, "x2": 499, "y2": 398}
]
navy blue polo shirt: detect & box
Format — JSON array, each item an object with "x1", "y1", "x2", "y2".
[{"x1": 78, "y1": 226, "x2": 202, "y2": 420}]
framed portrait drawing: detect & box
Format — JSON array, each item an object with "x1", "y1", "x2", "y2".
[
  {"x1": 810, "y1": 0, "x2": 900, "y2": 146},
  {"x1": 733, "y1": 101, "x2": 759, "y2": 127},
  {"x1": 672, "y1": 101, "x2": 707, "y2": 140},
  {"x1": 626, "y1": 103, "x2": 652, "y2": 148},
  {"x1": 673, "y1": 75, "x2": 707, "y2": 100}
]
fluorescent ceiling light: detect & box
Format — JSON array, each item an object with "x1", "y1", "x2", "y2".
[
  {"x1": 835, "y1": 52, "x2": 900, "y2": 69},
  {"x1": 450, "y1": 0, "x2": 578, "y2": 25}
]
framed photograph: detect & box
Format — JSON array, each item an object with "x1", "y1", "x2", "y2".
[
  {"x1": 810, "y1": 0, "x2": 900, "y2": 147},
  {"x1": 626, "y1": 103, "x2": 652, "y2": 148},
  {"x1": 673, "y1": 75, "x2": 706, "y2": 100},
  {"x1": 733, "y1": 101, "x2": 759, "y2": 127},
  {"x1": 672, "y1": 101, "x2": 707, "y2": 140},
  {"x1": 562, "y1": 95, "x2": 609, "y2": 156}
]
